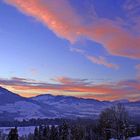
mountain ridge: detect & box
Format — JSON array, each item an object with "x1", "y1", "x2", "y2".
[{"x1": 0, "y1": 86, "x2": 139, "y2": 120}]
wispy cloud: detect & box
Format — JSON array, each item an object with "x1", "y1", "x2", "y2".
[
  {"x1": 0, "y1": 77, "x2": 140, "y2": 101},
  {"x1": 30, "y1": 68, "x2": 38, "y2": 76},
  {"x1": 86, "y1": 55, "x2": 119, "y2": 69},
  {"x1": 4, "y1": 0, "x2": 81, "y2": 42},
  {"x1": 71, "y1": 47, "x2": 119, "y2": 69},
  {"x1": 53, "y1": 76, "x2": 91, "y2": 85},
  {"x1": 123, "y1": 0, "x2": 140, "y2": 26},
  {"x1": 4, "y1": 0, "x2": 140, "y2": 59},
  {"x1": 135, "y1": 64, "x2": 140, "y2": 79}
]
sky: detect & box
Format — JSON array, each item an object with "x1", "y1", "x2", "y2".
[{"x1": 0, "y1": 0, "x2": 140, "y2": 101}]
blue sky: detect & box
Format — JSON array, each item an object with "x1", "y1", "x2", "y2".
[{"x1": 0, "y1": 0, "x2": 140, "y2": 101}]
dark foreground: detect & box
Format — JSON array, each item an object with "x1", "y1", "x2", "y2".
[{"x1": 0, "y1": 104, "x2": 140, "y2": 140}]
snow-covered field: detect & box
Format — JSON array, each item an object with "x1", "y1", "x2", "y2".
[
  {"x1": 110, "y1": 137, "x2": 140, "y2": 140},
  {"x1": 0, "y1": 126, "x2": 35, "y2": 136},
  {"x1": 129, "y1": 136, "x2": 140, "y2": 140}
]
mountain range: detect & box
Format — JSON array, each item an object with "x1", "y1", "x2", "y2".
[{"x1": 0, "y1": 86, "x2": 140, "y2": 121}]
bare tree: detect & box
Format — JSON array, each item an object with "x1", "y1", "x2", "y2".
[{"x1": 99, "y1": 104, "x2": 129, "y2": 140}]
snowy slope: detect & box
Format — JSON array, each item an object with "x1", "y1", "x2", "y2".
[
  {"x1": 0, "y1": 87, "x2": 45, "y2": 120},
  {"x1": 0, "y1": 87, "x2": 27, "y2": 105},
  {"x1": 32, "y1": 94, "x2": 110, "y2": 118},
  {"x1": 32, "y1": 94, "x2": 140, "y2": 118},
  {"x1": 0, "y1": 126, "x2": 35, "y2": 136},
  {"x1": 0, "y1": 87, "x2": 140, "y2": 120},
  {"x1": 129, "y1": 136, "x2": 140, "y2": 140}
]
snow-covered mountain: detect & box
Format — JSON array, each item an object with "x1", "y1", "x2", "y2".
[
  {"x1": 0, "y1": 87, "x2": 46, "y2": 120},
  {"x1": 31, "y1": 94, "x2": 110, "y2": 118},
  {"x1": 0, "y1": 86, "x2": 27, "y2": 105},
  {"x1": 0, "y1": 87, "x2": 140, "y2": 120}
]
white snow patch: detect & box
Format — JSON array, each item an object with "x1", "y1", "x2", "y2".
[
  {"x1": 129, "y1": 136, "x2": 140, "y2": 140},
  {"x1": 0, "y1": 126, "x2": 35, "y2": 136}
]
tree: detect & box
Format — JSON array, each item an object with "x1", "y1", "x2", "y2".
[
  {"x1": 33, "y1": 127, "x2": 39, "y2": 140},
  {"x1": 38, "y1": 125, "x2": 43, "y2": 140},
  {"x1": 8, "y1": 127, "x2": 19, "y2": 140},
  {"x1": 99, "y1": 104, "x2": 129, "y2": 140},
  {"x1": 42, "y1": 126, "x2": 50, "y2": 140},
  {"x1": 70, "y1": 125, "x2": 84, "y2": 140},
  {"x1": 60, "y1": 122, "x2": 69, "y2": 140},
  {"x1": 50, "y1": 125, "x2": 58, "y2": 140}
]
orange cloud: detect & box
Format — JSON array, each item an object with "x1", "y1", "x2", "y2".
[
  {"x1": 5, "y1": 0, "x2": 140, "y2": 59},
  {"x1": 83, "y1": 20, "x2": 140, "y2": 59},
  {"x1": 53, "y1": 76, "x2": 90, "y2": 85},
  {"x1": 5, "y1": 0, "x2": 81, "y2": 42},
  {"x1": 0, "y1": 77, "x2": 140, "y2": 101}
]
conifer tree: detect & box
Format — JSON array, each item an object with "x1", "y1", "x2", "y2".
[
  {"x1": 34, "y1": 127, "x2": 39, "y2": 140},
  {"x1": 42, "y1": 126, "x2": 50, "y2": 140},
  {"x1": 61, "y1": 122, "x2": 69, "y2": 140},
  {"x1": 50, "y1": 125, "x2": 58, "y2": 140},
  {"x1": 38, "y1": 125, "x2": 43, "y2": 140},
  {"x1": 8, "y1": 127, "x2": 19, "y2": 140}
]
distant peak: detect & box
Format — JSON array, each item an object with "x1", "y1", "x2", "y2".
[
  {"x1": 0, "y1": 86, "x2": 4, "y2": 89},
  {"x1": 112, "y1": 99, "x2": 129, "y2": 103},
  {"x1": 0, "y1": 86, "x2": 8, "y2": 91},
  {"x1": 0, "y1": 86, "x2": 19, "y2": 96},
  {"x1": 34, "y1": 93, "x2": 53, "y2": 97}
]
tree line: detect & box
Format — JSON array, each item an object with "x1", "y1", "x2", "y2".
[{"x1": 1, "y1": 104, "x2": 140, "y2": 140}]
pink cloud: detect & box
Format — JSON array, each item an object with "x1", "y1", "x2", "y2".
[
  {"x1": 30, "y1": 68, "x2": 38, "y2": 76},
  {"x1": 0, "y1": 77, "x2": 140, "y2": 101},
  {"x1": 5, "y1": 0, "x2": 81, "y2": 42},
  {"x1": 83, "y1": 20, "x2": 140, "y2": 59},
  {"x1": 86, "y1": 55, "x2": 119, "y2": 69},
  {"x1": 5, "y1": 0, "x2": 140, "y2": 59},
  {"x1": 71, "y1": 48, "x2": 119, "y2": 69},
  {"x1": 136, "y1": 64, "x2": 140, "y2": 79},
  {"x1": 53, "y1": 76, "x2": 90, "y2": 85},
  {"x1": 122, "y1": 0, "x2": 140, "y2": 43}
]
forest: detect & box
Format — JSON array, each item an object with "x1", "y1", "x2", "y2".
[{"x1": 0, "y1": 104, "x2": 140, "y2": 140}]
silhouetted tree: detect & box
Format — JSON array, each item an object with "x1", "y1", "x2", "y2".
[
  {"x1": 8, "y1": 127, "x2": 18, "y2": 140},
  {"x1": 99, "y1": 104, "x2": 129, "y2": 140},
  {"x1": 38, "y1": 125, "x2": 44, "y2": 140},
  {"x1": 42, "y1": 126, "x2": 50, "y2": 140},
  {"x1": 50, "y1": 125, "x2": 58, "y2": 140},
  {"x1": 33, "y1": 127, "x2": 39, "y2": 140},
  {"x1": 60, "y1": 122, "x2": 69, "y2": 140},
  {"x1": 70, "y1": 125, "x2": 84, "y2": 140}
]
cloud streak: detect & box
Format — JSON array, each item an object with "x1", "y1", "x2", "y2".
[
  {"x1": 0, "y1": 77, "x2": 140, "y2": 101},
  {"x1": 71, "y1": 48, "x2": 119, "y2": 69},
  {"x1": 86, "y1": 55, "x2": 119, "y2": 69},
  {"x1": 53, "y1": 77, "x2": 91, "y2": 86},
  {"x1": 4, "y1": 0, "x2": 140, "y2": 59},
  {"x1": 135, "y1": 64, "x2": 140, "y2": 79}
]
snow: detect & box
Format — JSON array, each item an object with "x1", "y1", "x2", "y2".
[
  {"x1": 0, "y1": 101, "x2": 45, "y2": 120},
  {"x1": 0, "y1": 126, "x2": 35, "y2": 136},
  {"x1": 129, "y1": 136, "x2": 140, "y2": 140},
  {"x1": 110, "y1": 137, "x2": 140, "y2": 140},
  {"x1": 0, "y1": 125, "x2": 57, "y2": 137},
  {"x1": 32, "y1": 94, "x2": 108, "y2": 118},
  {"x1": 0, "y1": 87, "x2": 140, "y2": 119}
]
